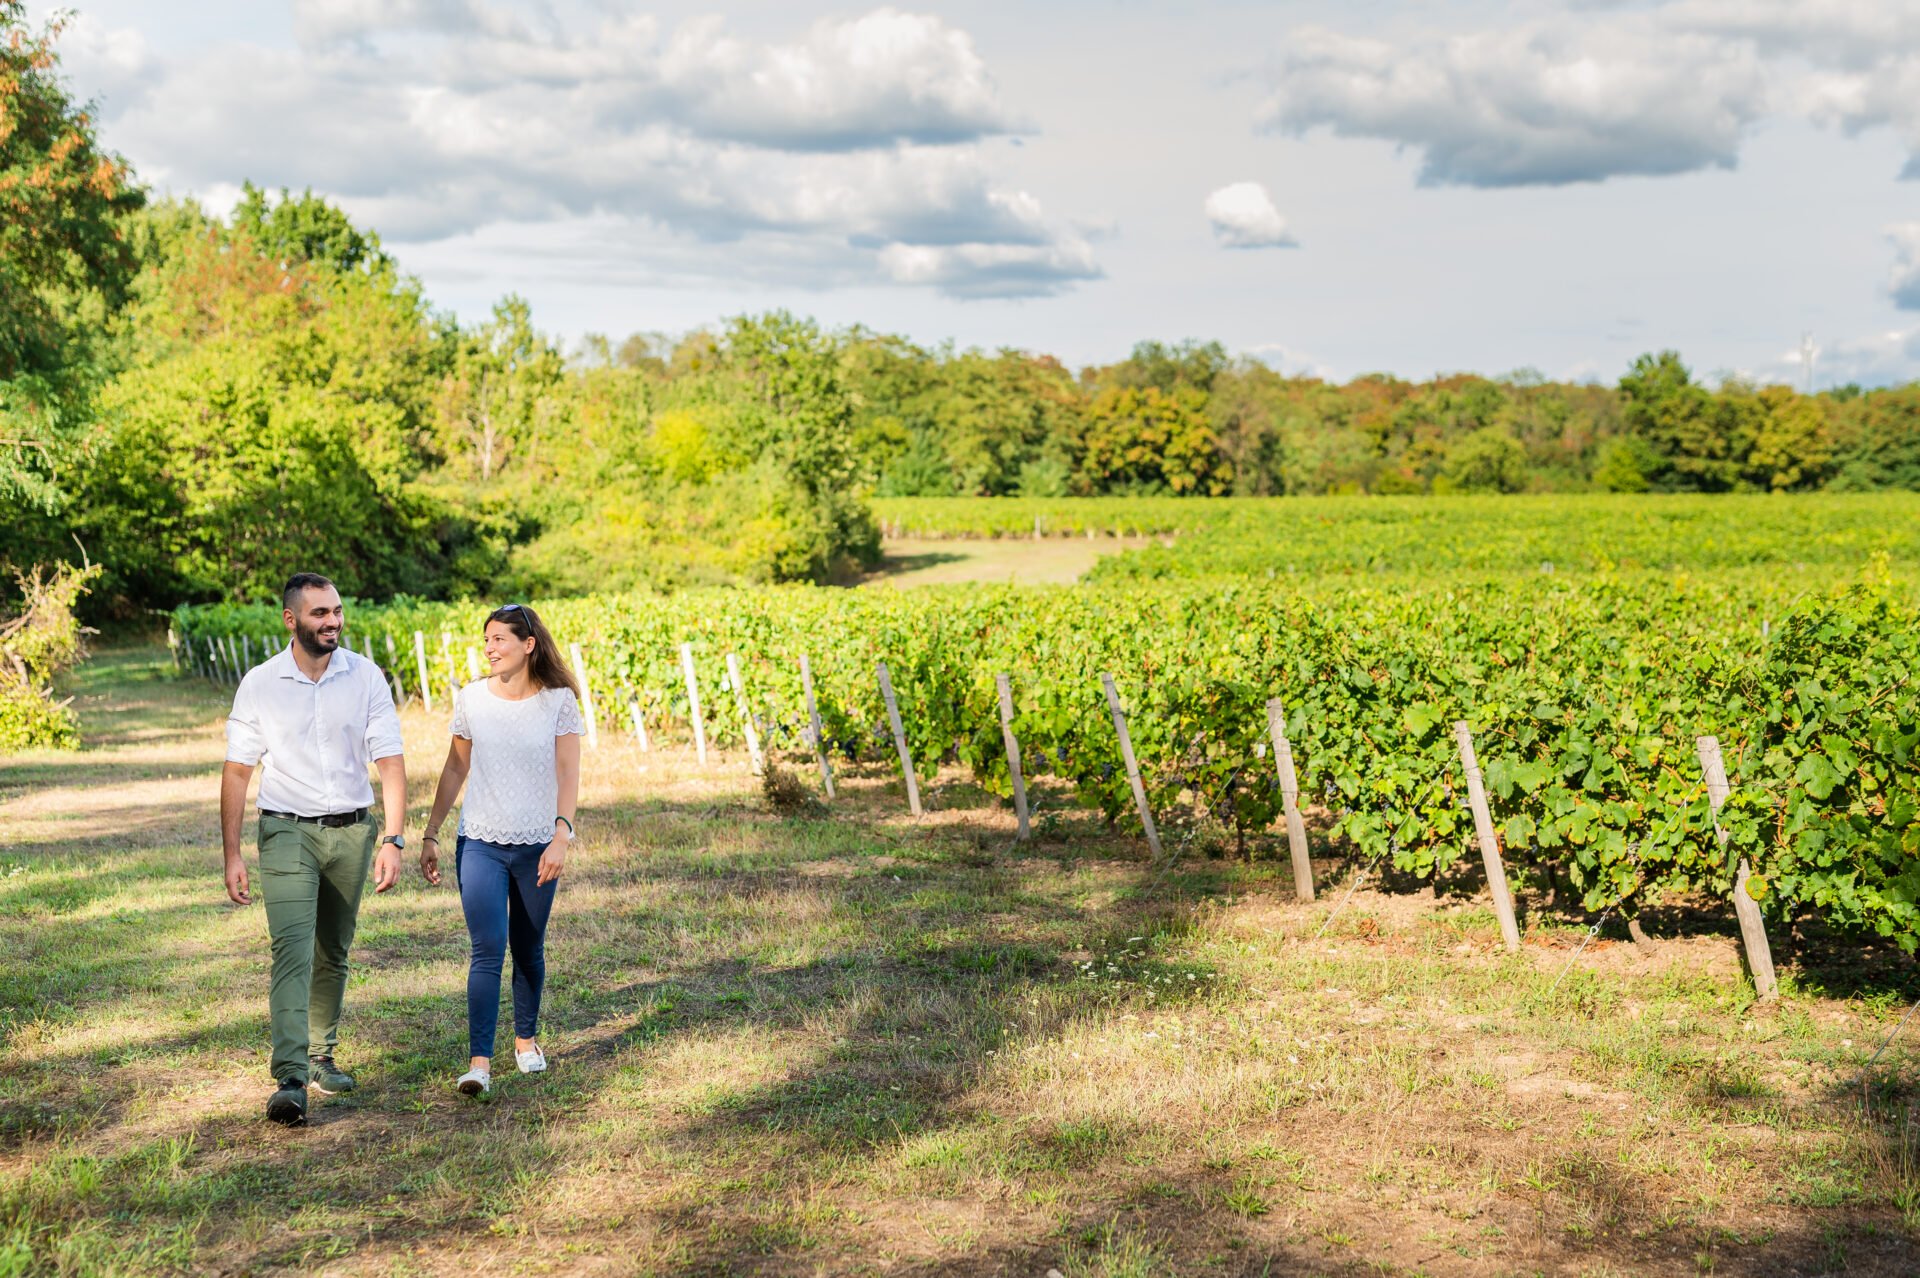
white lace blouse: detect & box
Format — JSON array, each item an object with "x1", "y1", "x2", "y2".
[{"x1": 451, "y1": 679, "x2": 584, "y2": 845}]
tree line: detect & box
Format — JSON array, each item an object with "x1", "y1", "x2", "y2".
[{"x1": 4, "y1": 0, "x2": 1919, "y2": 624}]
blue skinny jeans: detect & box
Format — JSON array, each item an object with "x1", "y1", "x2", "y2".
[{"x1": 455, "y1": 835, "x2": 558, "y2": 1060}]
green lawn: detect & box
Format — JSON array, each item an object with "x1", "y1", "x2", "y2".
[{"x1": 1, "y1": 647, "x2": 1917, "y2": 1275}]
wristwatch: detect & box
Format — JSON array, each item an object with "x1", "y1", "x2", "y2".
[{"x1": 381, "y1": 834, "x2": 406, "y2": 850}]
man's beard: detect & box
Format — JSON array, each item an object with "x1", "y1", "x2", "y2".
[{"x1": 294, "y1": 619, "x2": 341, "y2": 658}]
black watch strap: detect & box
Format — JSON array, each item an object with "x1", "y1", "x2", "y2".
[{"x1": 381, "y1": 834, "x2": 405, "y2": 850}]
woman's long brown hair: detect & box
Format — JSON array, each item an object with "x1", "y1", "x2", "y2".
[{"x1": 485, "y1": 604, "x2": 580, "y2": 697}]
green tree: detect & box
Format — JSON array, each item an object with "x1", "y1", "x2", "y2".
[
  {"x1": 0, "y1": 0, "x2": 144, "y2": 511},
  {"x1": 232, "y1": 182, "x2": 389, "y2": 275},
  {"x1": 1619, "y1": 352, "x2": 1749, "y2": 491},
  {"x1": 1438, "y1": 426, "x2": 1528, "y2": 493},
  {"x1": 1829, "y1": 386, "x2": 1920, "y2": 490},
  {"x1": 1745, "y1": 384, "x2": 1833, "y2": 490},
  {"x1": 434, "y1": 295, "x2": 565, "y2": 482},
  {"x1": 1094, "y1": 339, "x2": 1230, "y2": 393},
  {"x1": 1592, "y1": 435, "x2": 1661, "y2": 492},
  {"x1": 1077, "y1": 385, "x2": 1230, "y2": 495}
]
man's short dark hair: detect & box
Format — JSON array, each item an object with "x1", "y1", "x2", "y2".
[{"x1": 282, "y1": 572, "x2": 337, "y2": 612}]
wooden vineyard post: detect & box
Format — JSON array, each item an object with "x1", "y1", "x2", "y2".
[
  {"x1": 1100, "y1": 674, "x2": 1162, "y2": 859},
  {"x1": 466, "y1": 647, "x2": 482, "y2": 682},
  {"x1": 625, "y1": 688, "x2": 650, "y2": 752},
  {"x1": 383, "y1": 633, "x2": 403, "y2": 703},
  {"x1": 876, "y1": 662, "x2": 923, "y2": 817},
  {"x1": 995, "y1": 674, "x2": 1030, "y2": 840},
  {"x1": 800, "y1": 654, "x2": 834, "y2": 799},
  {"x1": 680, "y1": 644, "x2": 708, "y2": 766},
  {"x1": 1696, "y1": 735, "x2": 1779, "y2": 1002},
  {"x1": 1265, "y1": 698, "x2": 1315, "y2": 901},
  {"x1": 413, "y1": 632, "x2": 433, "y2": 712},
  {"x1": 444, "y1": 652, "x2": 459, "y2": 709},
  {"x1": 166, "y1": 626, "x2": 180, "y2": 672},
  {"x1": 1454, "y1": 721, "x2": 1522, "y2": 952},
  {"x1": 242, "y1": 634, "x2": 254, "y2": 673},
  {"x1": 569, "y1": 643, "x2": 600, "y2": 749},
  {"x1": 724, "y1": 653, "x2": 764, "y2": 775}
]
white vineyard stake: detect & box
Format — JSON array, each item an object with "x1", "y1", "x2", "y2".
[
  {"x1": 413, "y1": 631, "x2": 433, "y2": 712},
  {"x1": 1697, "y1": 735, "x2": 1779, "y2": 1002},
  {"x1": 1101, "y1": 673, "x2": 1162, "y2": 859},
  {"x1": 680, "y1": 644, "x2": 708, "y2": 766},
  {"x1": 1455, "y1": 720, "x2": 1523, "y2": 952},
  {"x1": 801, "y1": 654, "x2": 834, "y2": 799},
  {"x1": 1266, "y1": 697, "x2": 1315, "y2": 901},
  {"x1": 569, "y1": 642, "x2": 599, "y2": 749},
  {"x1": 877, "y1": 662, "x2": 922, "y2": 817},
  {"x1": 996, "y1": 674, "x2": 1030, "y2": 840},
  {"x1": 725, "y1": 653, "x2": 763, "y2": 775}
]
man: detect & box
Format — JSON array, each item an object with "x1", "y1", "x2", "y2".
[{"x1": 221, "y1": 572, "x2": 407, "y2": 1126}]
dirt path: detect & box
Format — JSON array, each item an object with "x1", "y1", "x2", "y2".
[{"x1": 862, "y1": 536, "x2": 1150, "y2": 586}]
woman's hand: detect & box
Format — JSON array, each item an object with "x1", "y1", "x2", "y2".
[
  {"x1": 420, "y1": 835, "x2": 442, "y2": 887},
  {"x1": 537, "y1": 832, "x2": 568, "y2": 887}
]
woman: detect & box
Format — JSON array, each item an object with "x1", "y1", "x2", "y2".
[{"x1": 420, "y1": 603, "x2": 582, "y2": 1096}]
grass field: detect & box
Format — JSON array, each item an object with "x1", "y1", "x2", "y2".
[{"x1": 4, "y1": 648, "x2": 1920, "y2": 1275}]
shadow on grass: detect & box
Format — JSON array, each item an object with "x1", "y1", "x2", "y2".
[{"x1": 6, "y1": 649, "x2": 1920, "y2": 1274}]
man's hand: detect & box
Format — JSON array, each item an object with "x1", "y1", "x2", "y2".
[
  {"x1": 224, "y1": 853, "x2": 251, "y2": 905},
  {"x1": 372, "y1": 843, "x2": 402, "y2": 893},
  {"x1": 420, "y1": 837, "x2": 442, "y2": 887},
  {"x1": 536, "y1": 835, "x2": 567, "y2": 887}
]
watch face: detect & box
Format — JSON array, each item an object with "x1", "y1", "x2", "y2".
[{"x1": 384, "y1": 835, "x2": 405, "y2": 849}]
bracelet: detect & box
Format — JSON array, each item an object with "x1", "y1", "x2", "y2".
[
  {"x1": 422, "y1": 834, "x2": 439, "y2": 846},
  {"x1": 554, "y1": 815, "x2": 574, "y2": 836}
]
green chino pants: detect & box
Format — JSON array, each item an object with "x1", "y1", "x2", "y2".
[{"x1": 258, "y1": 813, "x2": 375, "y2": 1085}]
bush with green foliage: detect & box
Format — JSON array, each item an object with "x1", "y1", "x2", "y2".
[{"x1": 0, "y1": 560, "x2": 101, "y2": 749}]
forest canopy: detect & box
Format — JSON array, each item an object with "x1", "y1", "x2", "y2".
[{"x1": 3, "y1": 2, "x2": 1918, "y2": 619}]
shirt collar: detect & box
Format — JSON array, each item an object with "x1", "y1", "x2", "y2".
[{"x1": 274, "y1": 643, "x2": 355, "y2": 686}]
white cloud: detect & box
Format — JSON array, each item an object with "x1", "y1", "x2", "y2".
[
  {"x1": 651, "y1": 9, "x2": 1024, "y2": 150},
  {"x1": 1254, "y1": 2, "x2": 1920, "y2": 188},
  {"x1": 57, "y1": 7, "x2": 1092, "y2": 300},
  {"x1": 1204, "y1": 181, "x2": 1295, "y2": 248},
  {"x1": 1255, "y1": 18, "x2": 1769, "y2": 187},
  {"x1": 291, "y1": 0, "x2": 533, "y2": 48},
  {"x1": 1889, "y1": 223, "x2": 1920, "y2": 309},
  {"x1": 877, "y1": 237, "x2": 1100, "y2": 299},
  {"x1": 1667, "y1": 0, "x2": 1920, "y2": 70}
]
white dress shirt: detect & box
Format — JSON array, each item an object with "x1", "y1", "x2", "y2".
[{"x1": 226, "y1": 645, "x2": 405, "y2": 816}]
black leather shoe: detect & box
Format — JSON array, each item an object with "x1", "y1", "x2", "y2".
[{"x1": 267, "y1": 1079, "x2": 308, "y2": 1126}]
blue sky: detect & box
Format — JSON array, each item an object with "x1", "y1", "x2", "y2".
[{"x1": 43, "y1": 0, "x2": 1920, "y2": 386}]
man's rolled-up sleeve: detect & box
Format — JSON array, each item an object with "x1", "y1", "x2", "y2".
[
  {"x1": 225, "y1": 674, "x2": 266, "y2": 765},
  {"x1": 365, "y1": 666, "x2": 405, "y2": 761}
]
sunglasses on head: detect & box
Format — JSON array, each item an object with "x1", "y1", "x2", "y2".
[{"x1": 496, "y1": 603, "x2": 524, "y2": 613}]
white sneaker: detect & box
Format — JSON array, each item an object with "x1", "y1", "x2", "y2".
[
  {"x1": 515, "y1": 1044, "x2": 547, "y2": 1074},
  {"x1": 456, "y1": 1067, "x2": 491, "y2": 1096}
]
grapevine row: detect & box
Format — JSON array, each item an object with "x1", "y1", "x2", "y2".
[{"x1": 174, "y1": 571, "x2": 1920, "y2": 950}]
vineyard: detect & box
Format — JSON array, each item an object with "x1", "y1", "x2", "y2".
[
  {"x1": 874, "y1": 492, "x2": 1920, "y2": 579},
  {"x1": 174, "y1": 544, "x2": 1920, "y2": 962}
]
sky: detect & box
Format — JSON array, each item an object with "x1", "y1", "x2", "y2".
[{"x1": 38, "y1": 0, "x2": 1920, "y2": 386}]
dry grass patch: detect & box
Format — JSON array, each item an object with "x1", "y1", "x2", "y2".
[{"x1": 1, "y1": 647, "x2": 1918, "y2": 1275}]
